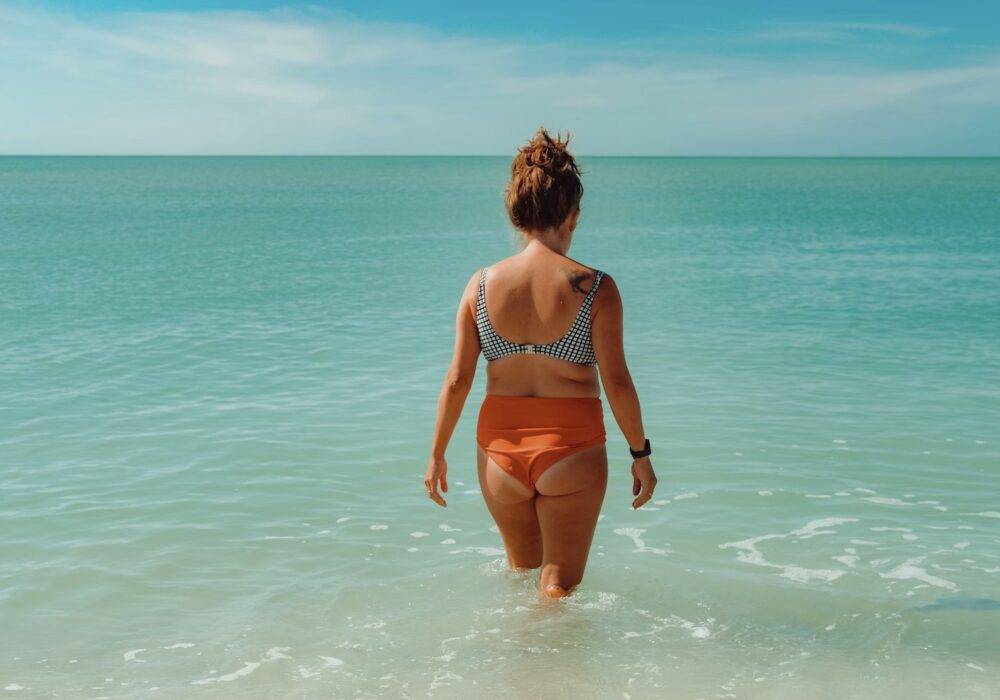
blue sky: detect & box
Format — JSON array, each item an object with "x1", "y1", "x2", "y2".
[{"x1": 2, "y1": 1, "x2": 998, "y2": 154}]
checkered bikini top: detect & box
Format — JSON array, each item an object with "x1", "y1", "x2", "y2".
[{"x1": 475, "y1": 265, "x2": 605, "y2": 366}]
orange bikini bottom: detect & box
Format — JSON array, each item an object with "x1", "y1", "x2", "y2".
[{"x1": 476, "y1": 394, "x2": 607, "y2": 491}]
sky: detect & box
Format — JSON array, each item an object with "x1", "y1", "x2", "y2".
[{"x1": 1, "y1": 1, "x2": 998, "y2": 155}]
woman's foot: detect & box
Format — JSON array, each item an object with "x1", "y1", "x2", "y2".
[{"x1": 540, "y1": 582, "x2": 571, "y2": 599}]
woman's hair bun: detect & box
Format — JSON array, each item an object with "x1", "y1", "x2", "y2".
[{"x1": 504, "y1": 126, "x2": 583, "y2": 232}]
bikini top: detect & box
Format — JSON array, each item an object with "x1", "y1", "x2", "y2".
[{"x1": 475, "y1": 265, "x2": 605, "y2": 366}]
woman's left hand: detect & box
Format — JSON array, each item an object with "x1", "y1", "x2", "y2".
[{"x1": 424, "y1": 455, "x2": 448, "y2": 507}]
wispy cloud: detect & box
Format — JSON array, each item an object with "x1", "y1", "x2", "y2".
[
  {"x1": 0, "y1": 5, "x2": 995, "y2": 154},
  {"x1": 751, "y1": 21, "x2": 943, "y2": 43}
]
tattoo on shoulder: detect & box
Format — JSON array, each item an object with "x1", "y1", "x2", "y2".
[{"x1": 566, "y1": 269, "x2": 593, "y2": 295}]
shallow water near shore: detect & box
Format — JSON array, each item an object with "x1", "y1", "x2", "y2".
[{"x1": 2, "y1": 156, "x2": 999, "y2": 698}]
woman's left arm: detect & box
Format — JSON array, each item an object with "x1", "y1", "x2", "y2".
[{"x1": 424, "y1": 271, "x2": 482, "y2": 507}]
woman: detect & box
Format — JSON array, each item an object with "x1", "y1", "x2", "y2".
[{"x1": 424, "y1": 127, "x2": 657, "y2": 599}]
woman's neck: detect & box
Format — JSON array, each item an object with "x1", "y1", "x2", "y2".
[{"x1": 521, "y1": 230, "x2": 569, "y2": 256}]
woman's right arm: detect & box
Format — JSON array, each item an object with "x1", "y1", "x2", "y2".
[{"x1": 591, "y1": 273, "x2": 658, "y2": 509}]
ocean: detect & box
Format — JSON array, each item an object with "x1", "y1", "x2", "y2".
[{"x1": 1, "y1": 156, "x2": 998, "y2": 698}]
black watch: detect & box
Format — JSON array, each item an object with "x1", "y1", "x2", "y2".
[{"x1": 629, "y1": 439, "x2": 651, "y2": 459}]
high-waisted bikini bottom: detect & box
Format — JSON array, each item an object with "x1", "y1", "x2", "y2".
[{"x1": 476, "y1": 394, "x2": 607, "y2": 491}]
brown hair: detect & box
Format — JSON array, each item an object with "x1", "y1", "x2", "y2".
[{"x1": 504, "y1": 127, "x2": 583, "y2": 232}]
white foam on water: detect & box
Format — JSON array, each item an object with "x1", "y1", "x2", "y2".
[
  {"x1": 825, "y1": 623, "x2": 836, "y2": 631},
  {"x1": 871, "y1": 526, "x2": 912, "y2": 532},
  {"x1": 654, "y1": 499, "x2": 669, "y2": 505},
  {"x1": 649, "y1": 613, "x2": 713, "y2": 639},
  {"x1": 720, "y1": 517, "x2": 858, "y2": 583},
  {"x1": 410, "y1": 531, "x2": 429, "y2": 538},
  {"x1": 834, "y1": 492, "x2": 851, "y2": 496},
  {"x1": 439, "y1": 524, "x2": 462, "y2": 532},
  {"x1": 918, "y1": 500, "x2": 940, "y2": 505},
  {"x1": 4, "y1": 684, "x2": 25, "y2": 691},
  {"x1": 833, "y1": 554, "x2": 859, "y2": 567},
  {"x1": 855, "y1": 488, "x2": 877, "y2": 494},
  {"x1": 440, "y1": 538, "x2": 456, "y2": 545},
  {"x1": 793, "y1": 518, "x2": 855, "y2": 539},
  {"x1": 336, "y1": 517, "x2": 350, "y2": 523},
  {"x1": 879, "y1": 557, "x2": 958, "y2": 591},
  {"x1": 455, "y1": 481, "x2": 465, "y2": 486},
  {"x1": 123, "y1": 649, "x2": 145, "y2": 663},
  {"x1": 163, "y1": 643, "x2": 195, "y2": 650},
  {"x1": 954, "y1": 542, "x2": 971, "y2": 549},
  {"x1": 967, "y1": 663, "x2": 985, "y2": 671},
  {"x1": 369, "y1": 524, "x2": 388, "y2": 530},
  {"x1": 613, "y1": 527, "x2": 668, "y2": 555},
  {"x1": 448, "y1": 546, "x2": 505, "y2": 556},
  {"x1": 319, "y1": 656, "x2": 343, "y2": 667},
  {"x1": 805, "y1": 494, "x2": 832, "y2": 499},
  {"x1": 673, "y1": 493, "x2": 698, "y2": 500},
  {"x1": 297, "y1": 666, "x2": 319, "y2": 679},
  {"x1": 862, "y1": 496, "x2": 912, "y2": 506},
  {"x1": 758, "y1": 491, "x2": 773, "y2": 496},
  {"x1": 191, "y1": 647, "x2": 290, "y2": 685},
  {"x1": 462, "y1": 489, "x2": 478, "y2": 494},
  {"x1": 572, "y1": 591, "x2": 620, "y2": 610},
  {"x1": 407, "y1": 547, "x2": 418, "y2": 552},
  {"x1": 903, "y1": 534, "x2": 919, "y2": 541},
  {"x1": 974, "y1": 511, "x2": 1000, "y2": 519}
]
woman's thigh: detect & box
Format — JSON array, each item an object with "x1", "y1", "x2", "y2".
[
  {"x1": 533, "y1": 444, "x2": 608, "y2": 590},
  {"x1": 476, "y1": 445, "x2": 542, "y2": 569}
]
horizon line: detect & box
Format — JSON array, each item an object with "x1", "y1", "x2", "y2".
[{"x1": 3, "y1": 154, "x2": 1000, "y2": 159}]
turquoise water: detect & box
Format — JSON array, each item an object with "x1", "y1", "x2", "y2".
[{"x1": 1, "y1": 157, "x2": 998, "y2": 698}]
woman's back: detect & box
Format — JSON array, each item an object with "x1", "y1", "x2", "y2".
[{"x1": 473, "y1": 244, "x2": 603, "y2": 398}]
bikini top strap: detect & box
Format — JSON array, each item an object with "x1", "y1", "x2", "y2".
[
  {"x1": 582, "y1": 269, "x2": 604, "y2": 311},
  {"x1": 477, "y1": 266, "x2": 488, "y2": 303},
  {"x1": 476, "y1": 266, "x2": 491, "y2": 324},
  {"x1": 564, "y1": 269, "x2": 604, "y2": 334}
]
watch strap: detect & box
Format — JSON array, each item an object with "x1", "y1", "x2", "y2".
[{"x1": 629, "y1": 438, "x2": 651, "y2": 459}]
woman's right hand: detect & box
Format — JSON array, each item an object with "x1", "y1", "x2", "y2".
[
  {"x1": 424, "y1": 455, "x2": 448, "y2": 508},
  {"x1": 631, "y1": 457, "x2": 657, "y2": 509}
]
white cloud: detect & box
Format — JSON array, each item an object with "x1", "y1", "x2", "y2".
[
  {"x1": 0, "y1": 5, "x2": 996, "y2": 154},
  {"x1": 751, "y1": 21, "x2": 943, "y2": 42}
]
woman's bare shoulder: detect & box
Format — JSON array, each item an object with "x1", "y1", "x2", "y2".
[
  {"x1": 558, "y1": 256, "x2": 606, "y2": 295},
  {"x1": 590, "y1": 269, "x2": 620, "y2": 312},
  {"x1": 458, "y1": 267, "x2": 483, "y2": 311}
]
